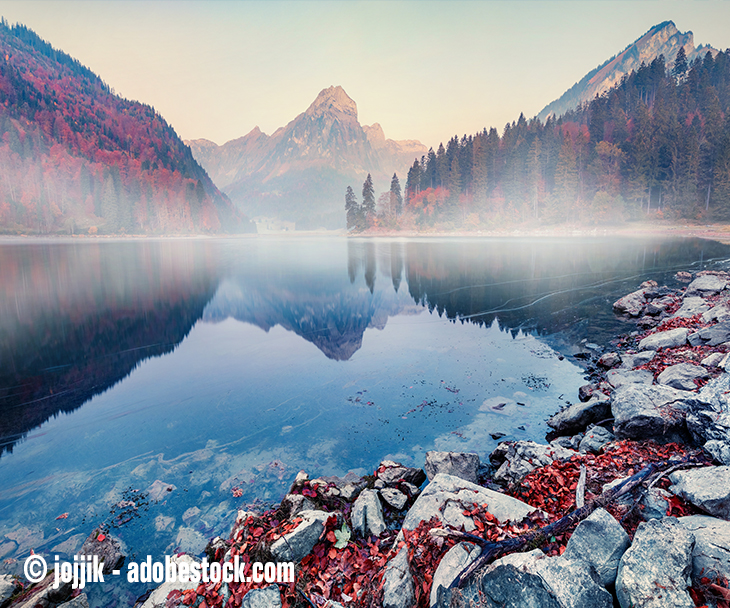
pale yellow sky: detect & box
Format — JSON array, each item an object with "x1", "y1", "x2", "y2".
[{"x1": 1, "y1": 1, "x2": 729, "y2": 149}]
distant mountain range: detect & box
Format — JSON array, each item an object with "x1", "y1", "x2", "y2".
[
  {"x1": 187, "y1": 86, "x2": 426, "y2": 230},
  {"x1": 0, "y1": 21, "x2": 253, "y2": 235},
  {"x1": 538, "y1": 21, "x2": 719, "y2": 121}
]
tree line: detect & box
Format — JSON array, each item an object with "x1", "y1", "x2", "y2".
[
  {"x1": 345, "y1": 173, "x2": 402, "y2": 231},
  {"x1": 361, "y1": 48, "x2": 730, "y2": 230}
]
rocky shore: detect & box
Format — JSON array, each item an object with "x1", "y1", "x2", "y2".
[{"x1": 5, "y1": 270, "x2": 730, "y2": 608}]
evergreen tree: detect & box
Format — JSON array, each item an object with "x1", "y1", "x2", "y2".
[
  {"x1": 345, "y1": 185, "x2": 359, "y2": 230},
  {"x1": 672, "y1": 46, "x2": 688, "y2": 80},
  {"x1": 362, "y1": 173, "x2": 375, "y2": 226},
  {"x1": 390, "y1": 173, "x2": 402, "y2": 217}
]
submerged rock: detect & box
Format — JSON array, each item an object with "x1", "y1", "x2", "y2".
[
  {"x1": 425, "y1": 451, "x2": 480, "y2": 484},
  {"x1": 615, "y1": 517, "x2": 695, "y2": 608}
]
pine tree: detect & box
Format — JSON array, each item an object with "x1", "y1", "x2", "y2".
[
  {"x1": 345, "y1": 185, "x2": 359, "y2": 230},
  {"x1": 362, "y1": 173, "x2": 375, "y2": 227},
  {"x1": 390, "y1": 173, "x2": 402, "y2": 217},
  {"x1": 672, "y1": 46, "x2": 688, "y2": 80}
]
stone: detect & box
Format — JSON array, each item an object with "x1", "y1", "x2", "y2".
[
  {"x1": 578, "y1": 425, "x2": 614, "y2": 454},
  {"x1": 702, "y1": 301, "x2": 730, "y2": 324},
  {"x1": 382, "y1": 546, "x2": 415, "y2": 608},
  {"x1": 146, "y1": 479, "x2": 176, "y2": 502},
  {"x1": 670, "y1": 296, "x2": 711, "y2": 318},
  {"x1": 494, "y1": 441, "x2": 576, "y2": 485},
  {"x1": 376, "y1": 460, "x2": 426, "y2": 487},
  {"x1": 138, "y1": 555, "x2": 200, "y2": 608},
  {"x1": 578, "y1": 384, "x2": 596, "y2": 402},
  {"x1": 641, "y1": 487, "x2": 673, "y2": 520},
  {"x1": 0, "y1": 574, "x2": 21, "y2": 606},
  {"x1": 57, "y1": 594, "x2": 90, "y2": 608},
  {"x1": 79, "y1": 529, "x2": 125, "y2": 574},
  {"x1": 613, "y1": 288, "x2": 649, "y2": 317},
  {"x1": 430, "y1": 542, "x2": 481, "y2": 607},
  {"x1": 645, "y1": 295, "x2": 676, "y2": 315},
  {"x1": 241, "y1": 585, "x2": 282, "y2": 608},
  {"x1": 606, "y1": 368, "x2": 654, "y2": 388},
  {"x1": 425, "y1": 451, "x2": 480, "y2": 483},
  {"x1": 676, "y1": 271, "x2": 693, "y2": 282},
  {"x1": 547, "y1": 393, "x2": 610, "y2": 435},
  {"x1": 351, "y1": 489, "x2": 386, "y2": 537},
  {"x1": 309, "y1": 472, "x2": 365, "y2": 500},
  {"x1": 489, "y1": 442, "x2": 511, "y2": 467},
  {"x1": 551, "y1": 434, "x2": 582, "y2": 451},
  {"x1": 175, "y1": 527, "x2": 207, "y2": 555},
  {"x1": 597, "y1": 352, "x2": 621, "y2": 368},
  {"x1": 686, "y1": 274, "x2": 728, "y2": 296},
  {"x1": 679, "y1": 515, "x2": 730, "y2": 582},
  {"x1": 688, "y1": 322, "x2": 730, "y2": 347},
  {"x1": 281, "y1": 494, "x2": 316, "y2": 518},
  {"x1": 611, "y1": 384, "x2": 698, "y2": 441},
  {"x1": 615, "y1": 517, "x2": 695, "y2": 608},
  {"x1": 562, "y1": 508, "x2": 630, "y2": 586},
  {"x1": 182, "y1": 506, "x2": 201, "y2": 524},
  {"x1": 638, "y1": 327, "x2": 689, "y2": 351},
  {"x1": 270, "y1": 510, "x2": 335, "y2": 562},
  {"x1": 669, "y1": 466, "x2": 730, "y2": 519},
  {"x1": 401, "y1": 474, "x2": 537, "y2": 535},
  {"x1": 656, "y1": 363, "x2": 709, "y2": 391},
  {"x1": 620, "y1": 350, "x2": 656, "y2": 369},
  {"x1": 705, "y1": 439, "x2": 730, "y2": 465},
  {"x1": 379, "y1": 488, "x2": 408, "y2": 511},
  {"x1": 701, "y1": 352, "x2": 726, "y2": 367}
]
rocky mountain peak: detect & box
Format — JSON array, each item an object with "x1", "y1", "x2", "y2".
[{"x1": 305, "y1": 85, "x2": 358, "y2": 120}]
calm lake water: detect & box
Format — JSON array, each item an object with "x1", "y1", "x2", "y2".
[{"x1": 1, "y1": 235, "x2": 730, "y2": 606}]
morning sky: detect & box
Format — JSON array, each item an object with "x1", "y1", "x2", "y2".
[{"x1": 1, "y1": 1, "x2": 729, "y2": 149}]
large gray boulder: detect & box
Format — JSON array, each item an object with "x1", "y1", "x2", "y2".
[
  {"x1": 686, "y1": 274, "x2": 728, "y2": 296},
  {"x1": 562, "y1": 508, "x2": 630, "y2": 586},
  {"x1": 430, "y1": 542, "x2": 481, "y2": 607},
  {"x1": 705, "y1": 440, "x2": 730, "y2": 466},
  {"x1": 685, "y1": 376, "x2": 730, "y2": 457},
  {"x1": 671, "y1": 296, "x2": 711, "y2": 318},
  {"x1": 688, "y1": 322, "x2": 730, "y2": 347},
  {"x1": 351, "y1": 489, "x2": 386, "y2": 537},
  {"x1": 138, "y1": 555, "x2": 200, "y2": 608},
  {"x1": 401, "y1": 474, "x2": 537, "y2": 534},
  {"x1": 241, "y1": 586, "x2": 282, "y2": 608},
  {"x1": 678, "y1": 515, "x2": 730, "y2": 582},
  {"x1": 620, "y1": 350, "x2": 656, "y2": 369},
  {"x1": 613, "y1": 288, "x2": 650, "y2": 317},
  {"x1": 379, "y1": 487, "x2": 408, "y2": 510},
  {"x1": 606, "y1": 368, "x2": 654, "y2": 388},
  {"x1": 611, "y1": 384, "x2": 698, "y2": 440},
  {"x1": 656, "y1": 363, "x2": 709, "y2": 391},
  {"x1": 547, "y1": 393, "x2": 611, "y2": 434},
  {"x1": 669, "y1": 466, "x2": 730, "y2": 520},
  {"x1": 638, "y1": 327, "x2": 689, "y2": 351},
  {"x1": 382, "y1": 546, "x2": 415, "y2": 608},
  {"x1": 703, "y1": 301, "x2": 730, "y2": 324},
  {"x1": 425, "y1": 451, "x2": 480, "y2": 484},
  {"x1": 494, "y1": 441, "x2": 576, "y2": 485},
  {"x1": 615, "y1": 517, "x2": 695, "y2": 608},
  {"x1": 270, "y1": 510, "x2": 336, "y2": 562}
]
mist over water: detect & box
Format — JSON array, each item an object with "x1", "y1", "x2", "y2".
[{"x1": 1, "y1": 235, "x2": 729, "y2": 607}]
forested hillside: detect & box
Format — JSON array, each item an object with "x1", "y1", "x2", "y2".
[
  {"x1": 0, "y1": 20, "x2": 253, "y2": 234},
  {"x1": 402, "y1": 50, "x2": 730, "y2": 229}
]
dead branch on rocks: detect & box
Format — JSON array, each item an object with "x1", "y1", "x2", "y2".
[{"x1": 446, "y1": 455, "x2": 702, "y2": 589}]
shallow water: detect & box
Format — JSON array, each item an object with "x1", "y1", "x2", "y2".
[{"x1": 1, "y1": 235, "x2": 728, "y2": 606}]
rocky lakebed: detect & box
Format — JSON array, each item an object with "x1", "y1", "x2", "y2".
[{"x1": 5, "y1": 270, "x2": 730, "y2": 608}]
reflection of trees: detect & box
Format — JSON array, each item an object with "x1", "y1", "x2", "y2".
[{"x1": 0, "y1": 241, "x2": 218, "y2": 455}]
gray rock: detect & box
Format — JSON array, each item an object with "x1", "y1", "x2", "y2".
[
  {"x1": 351, "y1": 489, "x2": 386, "y2": 537},
  {"x1": 563, "y1": 508, "x2": 630, "y2": 586},
  {"x1": 606, "y1": 368, "x2": 654, "y2": 388},
  {"x1": 615, "y1": 517, "x2": 695, "y2": 608},
  {"x1": 376, "y1": 460, "x2": 426, "y2": 487},
  {"x1": 281, "y1": 494, "x2": 316, "y2": 518},
  {"x1": 703, "y1": 301, "x2": 730, "y2": 324},
  {"x1": 578, "y1": 384, "x2": 596, "y2": 402},
  {"x1": 597, "y1": 352, "x2": 622, "y2": 368},
  {"x1": 638, "y1": 327, "x2": 689, "y2": 351},
  {"x1": 701, "y1": 352, "x2": 726, "y2": 367},
  {"x1": 430, "y1": 542, "x2": 481, "y2": 607},
  {"x1": 551, "y1": 434, "x2": 583, "y2": 451},
  {"x1": 679, "y1": 515, "x2": 730, "y2": 582},
  {"x1": 686, "y1": 274, "x2": 728, "y2": 296},
  {"x1": 620, "y1": 350, "x2": 656, "y2": 369},
  {"x1": 613, "y1": 288, "x2": 649, "y2": 317},
  {"x1": 425, "y1": 451, "x2": 480, "y2": 483},
  {"x1": 676, "y1": 271, "x2": 693, "y2": 282},
  {"x1": 270, "y1": 510, "x2": 335, "y2": 562},
  {"x1": 401, "y1": 474, "x2": 537, "y2": 534},
  {"x1": 671, "y1": 296, "x2": 711, "y2": 318},
  {"x1": 669, "y1": 466, "x2": 730, "y2": 519},
  {"x1": 0, "y1": 575, "x2": 20, "y2": 607},
  {"x1": 578, "y1": 425, "x2": 614, "y2": 453},
  {"x1": 138, "y1": 555, "x2": 200, "y2": 608},
  {"x1": 685, "y1": 378, "x2": 730, "y2": 448},
  {"x1": 79, "y1": 529, "x2": 125, "y2": 574},
  {"x1": 241, "y1": 585, "x2": 282, "y2": 608},
  {"x1": 494, "y1": 441, "x2": 576, "y2": 485},
  {"x1": 645, "y1": 295, "x2": 676, "y2": 315},
  {"x1": 379, "y1": 488, "x2": 408, "y2": 511},
  {"x1": 309, "y1": 472, "x2": 365, "y2": 500},
  {"x1": 382, "y1": 546, "x2": 415, "y2": 608},
  {"x1": 529, "y1": 556, "x2": 612, "y2": 608},
  {"x1": 657, "y1": 363, "x2": 709, "y2": 391},
  {"x1": 688, "y1": 322, "x2": 730, "y2": 347},
  {"x1": 705, "y1": 439, "x2": 730, "y2": 465},
  {"x1": 547, "y1": 393, "x2": 611, "y2": 434},
  {"x1": 641, "y1": 487, "x2": 673, "y2": 520},
  {"x1": 489, "y1": 442, "x2": 511, "y2": 467},
  {"x1": 611, "y1": 384, "x2": 699, "y2": 441},
  {"x1": 57, "y1": 594, "x2": 90, "y2": 608}
]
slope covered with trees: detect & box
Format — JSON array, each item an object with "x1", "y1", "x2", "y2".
[
  {"x1": 401, "y1": 50, "x2": 730, "y2": 229},
  {"x1": 0, "y1": 20, "x2": 253, "y2": 234}
]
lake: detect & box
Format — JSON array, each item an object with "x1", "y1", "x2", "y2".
[{"x1": 1, "y1": 235, "x2": 729, "y2": 606}]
